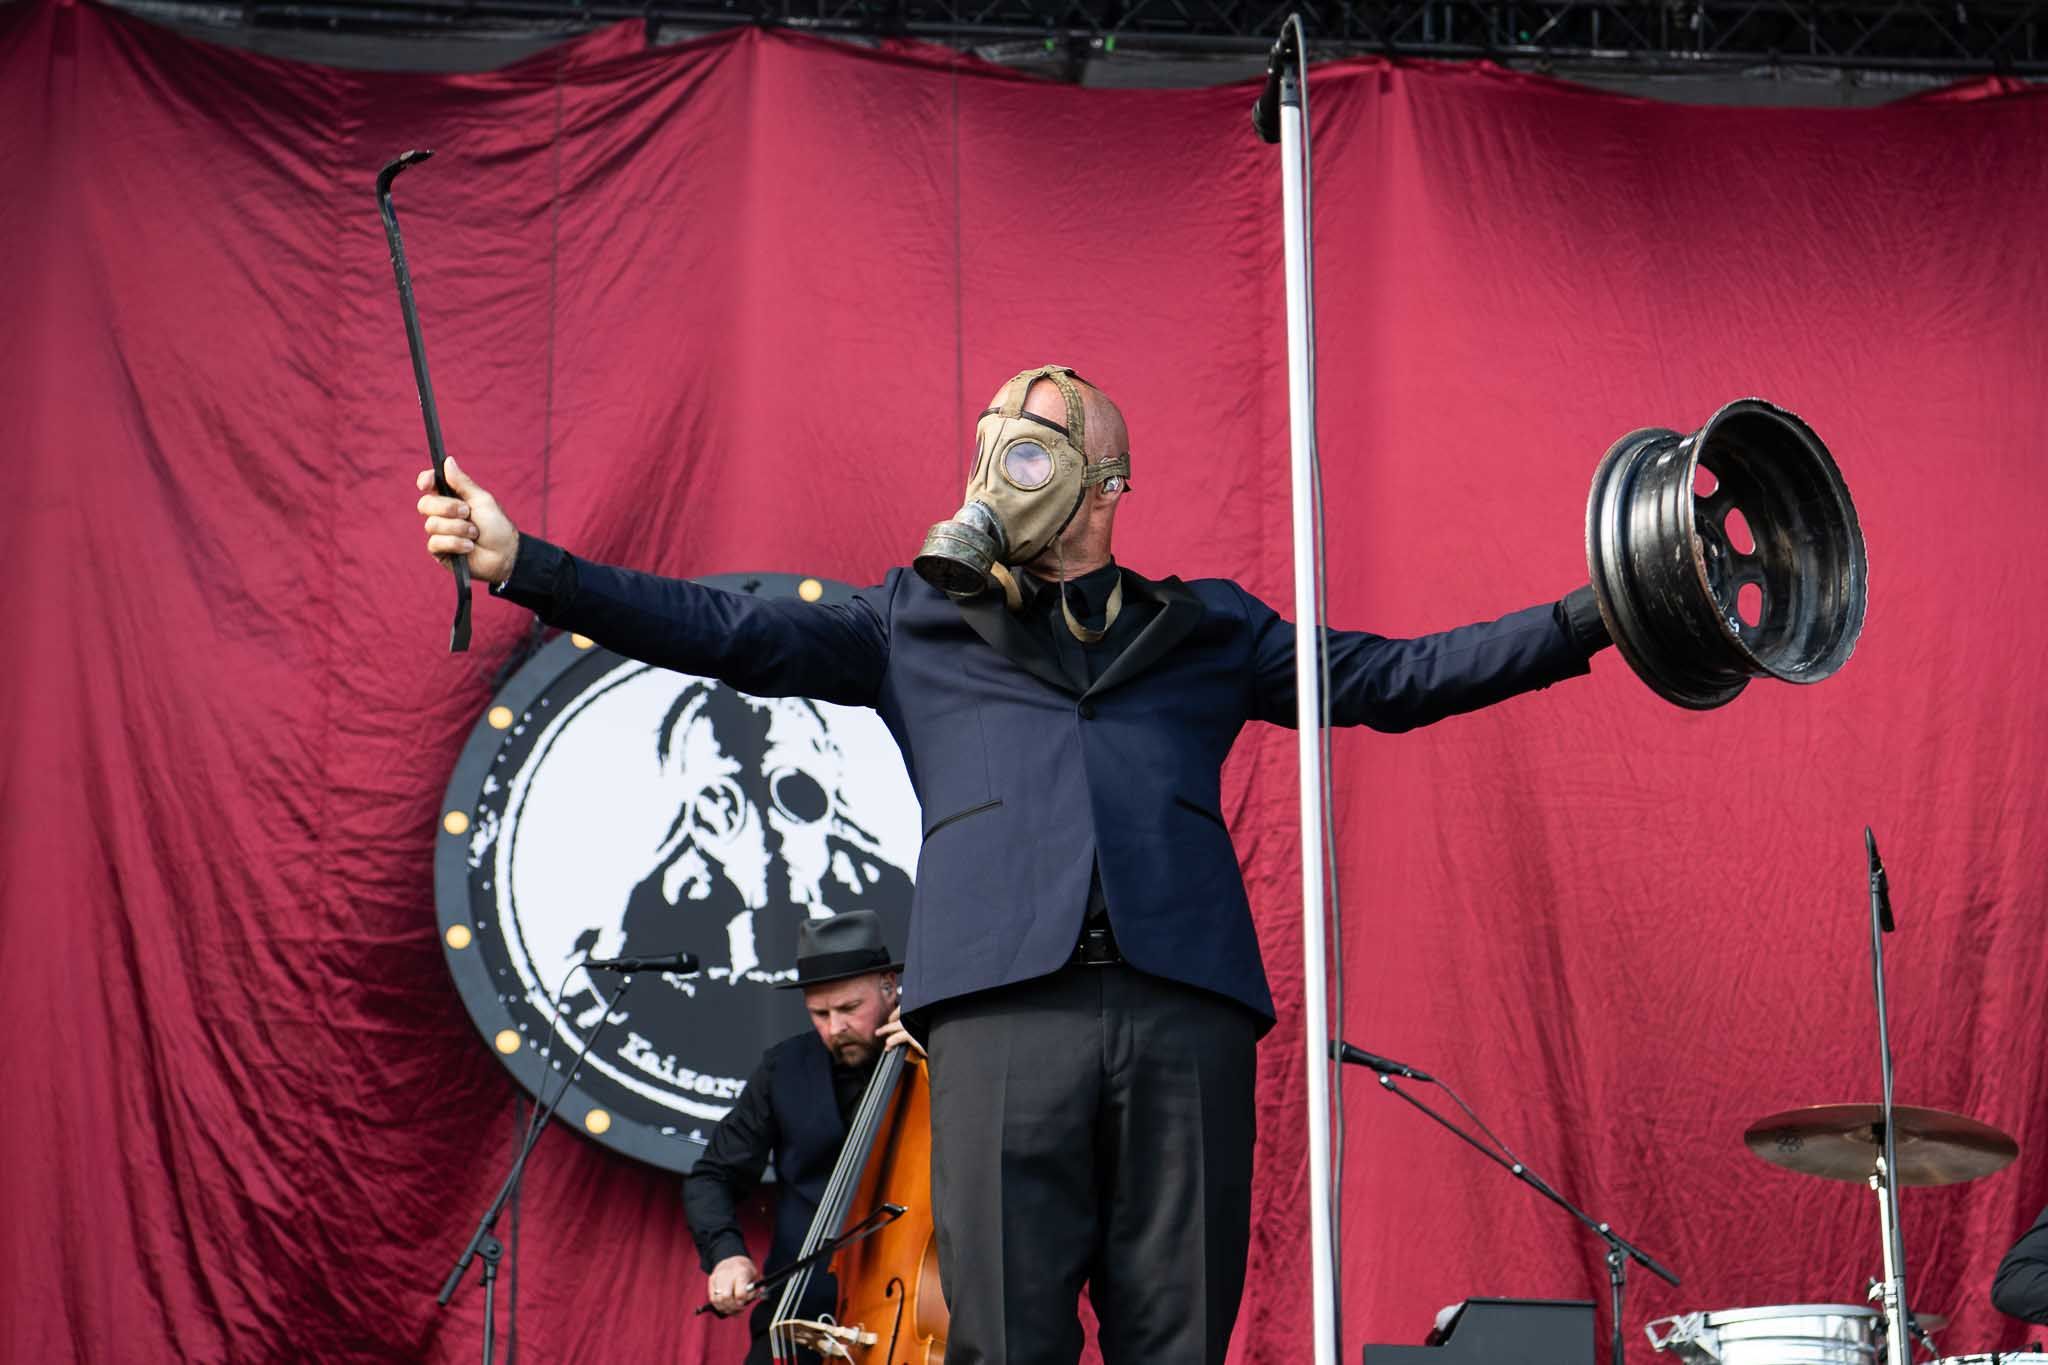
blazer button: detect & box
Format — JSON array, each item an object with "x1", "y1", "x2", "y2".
[{"x1": 1077, "y1": 701, "x2": 1096, "y2": 720}]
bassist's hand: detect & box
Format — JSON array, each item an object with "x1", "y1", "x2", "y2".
[
  {"x1": 878, "y1": 1005, "x2": 924, "y2": 1058},
  {"x1": 708, "y1": 1254, "x2": 762, "y2": 1317}
]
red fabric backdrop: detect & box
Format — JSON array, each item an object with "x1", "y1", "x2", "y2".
[{"x1": 5, "y1": 0, "x2": 2048, "y2": 1359}]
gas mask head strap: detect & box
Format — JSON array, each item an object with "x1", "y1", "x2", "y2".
[
  {"x1": 995, "y1": 365, "x2": 1087, "y2": 447},
  {"x1": 983, "y1": 366, "x2": 1130, "y2": 489}
]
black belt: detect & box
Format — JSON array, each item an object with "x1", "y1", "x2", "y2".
[{"x1": 1071, "y1": 918, "x2": 1123, "y2": 966}]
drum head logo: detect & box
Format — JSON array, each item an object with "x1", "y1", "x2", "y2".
[{"x1": 435, "y1": 575, "x2": 917, "y2": 1173}]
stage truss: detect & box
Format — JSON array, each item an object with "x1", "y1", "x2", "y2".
[{"x1": 118, "y1": 0, "x2": 2048, "y2": 75}]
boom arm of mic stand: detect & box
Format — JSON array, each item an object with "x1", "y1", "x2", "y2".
[
  {"x1": 1373, "y1": 1074, "x2": 1677, "y2": 1365},
  {"x1": 438, "y1": 974, "x2": 636, "y2": 1306},
  {"x1": 1373, "y1": 1075, "x2": 1681, "y2": 1287}
]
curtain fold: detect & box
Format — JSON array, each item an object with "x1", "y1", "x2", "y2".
[{"x1": 4, "y1": 3, "x2": 2044, "y2": 1358}]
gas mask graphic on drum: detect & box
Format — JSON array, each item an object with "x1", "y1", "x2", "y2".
[{"x1": 914, "y1": 365, "x2": 1132, "y2": 636}]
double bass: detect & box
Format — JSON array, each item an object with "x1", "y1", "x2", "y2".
[{"x1": 764, "y1": 1042, "x2": 948, "y2": 1363}]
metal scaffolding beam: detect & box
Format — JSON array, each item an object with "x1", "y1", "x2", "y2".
[{"x1": 129, "y1": 0, "x2": 2048, "y2": 73}]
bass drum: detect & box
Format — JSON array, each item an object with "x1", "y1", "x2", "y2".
[{"x1": 1647, "y1": 1304, "x2": 1878, "y2": 1363}]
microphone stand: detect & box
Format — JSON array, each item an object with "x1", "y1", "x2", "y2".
[
  {"x1": 437, "y1": 970, "x2": 638, "y2": 1365},
  {"x1": 1253, "y1": 16, "x2": 1339, "y2": 1365},
  {"x1": 1370, "y1": 1072, "x2": 1680, "y2": 1365},
  {"x1": 1864, "y1": 828, "x2": 1909, "y2": 1365}
]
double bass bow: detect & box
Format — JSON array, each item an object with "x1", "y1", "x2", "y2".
[{"x1": 764, "y1": 1041, "x2": 948, "y2": 1363}]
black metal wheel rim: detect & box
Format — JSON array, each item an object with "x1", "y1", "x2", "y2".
[{"x1": 1586, "y1": 398, "x2": 1867, "y2": 711}]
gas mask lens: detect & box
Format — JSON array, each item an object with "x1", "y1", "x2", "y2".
[{"x1": 1000, "y1": 441, "x2": 1055, "y2": 490}]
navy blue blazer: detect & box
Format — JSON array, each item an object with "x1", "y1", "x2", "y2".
[{"x1": 497, "y1": 538, "x2": 1593, "y2": 1032}]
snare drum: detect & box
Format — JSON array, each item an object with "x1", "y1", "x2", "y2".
[{"x1": 1646, "y1": 1304, "x2": 1879, "y2": 1364}]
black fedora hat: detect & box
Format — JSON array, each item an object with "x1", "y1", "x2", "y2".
[{"x1": 775, "y1": 911, "x2": 904, "y2": 990}]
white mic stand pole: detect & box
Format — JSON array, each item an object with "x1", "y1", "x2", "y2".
[{"x1": 1253, "y1": 18, "x2": 1338, "y2": 1365}]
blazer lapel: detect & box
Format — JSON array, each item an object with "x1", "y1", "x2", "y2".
[
  {"x1": 954, "y1": 591, "x2": 1080, "y2": 696},
  {"x1": 1083, "y1": 573, "x2": 1203, "y2": 699}
]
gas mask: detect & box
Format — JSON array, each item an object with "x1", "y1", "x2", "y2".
[{"x1": 914, "y1": 365, "x2": 1132, "y2": 625}]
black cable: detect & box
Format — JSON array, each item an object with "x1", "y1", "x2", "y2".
[{"x1": 1437, "y1": 1074, "x2": 1526, "y2": 1169}]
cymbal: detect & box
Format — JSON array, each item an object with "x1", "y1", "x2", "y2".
[{"x1": 1743, "y1": 1104, "x2": 2018, "y2": 1186}]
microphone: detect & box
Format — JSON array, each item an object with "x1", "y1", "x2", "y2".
[
  {"x1": 1329, "y1": 1039, "x2": 1434, "y2": 1082},
  {"x1": 584, "y1": 951, "x2": 701, "y2": 973},
  {"x1": 1250, "y1": 22, "x2": 1302, "y2": 144},
  {"x1": 1865, "y1": 827, "x2": 1894, "y2": 933}
]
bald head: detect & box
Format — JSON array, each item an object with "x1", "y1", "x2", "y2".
[{"x1": 1003, "y1": 374, "x2": 1130, "y2": 470}]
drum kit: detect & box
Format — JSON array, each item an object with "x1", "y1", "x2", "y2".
[
  {"x1": 1642, "y1": 1103, "x2": 2025, "y2": 1364},
  {"x1": 1575, "y1": 412, "x2": 2031, "y2": 1365}
]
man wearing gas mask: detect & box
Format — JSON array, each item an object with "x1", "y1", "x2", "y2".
[{"x1": 415, "y1": 364, "x2": 1612, "y2": 1365}]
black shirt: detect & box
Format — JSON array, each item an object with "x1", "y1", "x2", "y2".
[
  {"x1": 1017, "y1": 561, "x2": 1152, "y2": 929},
  {"x1": 1018, "y1": 558, "x2": 1153, "y2": 691},
  {"x1": 1994, "y1": 1204, "x2": 2048, "y2": 1325},
  {"x1": 682, "y1": 1048, "x2": 879, "y2": 1272}
]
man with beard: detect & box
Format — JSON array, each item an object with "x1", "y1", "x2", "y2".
[
  {"x1": 684, "y1": 911, "x2": 913, "y2": 1363},
  {"x1": 413, "y1": 365, "x2": 1612, "y2": 1363}
]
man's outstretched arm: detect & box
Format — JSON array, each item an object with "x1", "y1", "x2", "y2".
[
  {"x1": 1244, "y1": 584, "x2": 1611, "y2": 732},
  {"x1": 416, "y1": 459, "x2": 887, "y2": 707}
]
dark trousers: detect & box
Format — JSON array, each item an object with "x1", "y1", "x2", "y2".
[{"x1": 926, "y1": 964, "x2": 1259, "y2": 1365}]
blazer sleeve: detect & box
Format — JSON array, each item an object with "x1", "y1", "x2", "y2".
[
  {"x1": 492, "y1": 535, "x2": 890, "y2": 708},
  {"x1": 1993, "y1": 1205, "x2": 2048, "y2": 1325},
  {"x1": 1241, "y1": 585, "x2": 1598, "y2": 732}
]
